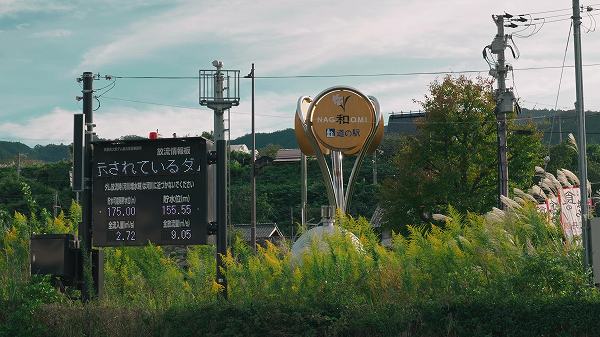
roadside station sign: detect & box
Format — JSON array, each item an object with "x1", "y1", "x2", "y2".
[
  {"x1": 310, "y1": 88, "x2": 376, "y2": 152},
  {"x1": 91, "y1": 137, "x2": 208, "y2": 247}
]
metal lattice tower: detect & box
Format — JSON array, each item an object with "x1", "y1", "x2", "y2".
[{"x1": 198, "y1": 60, "x2": 240, "y2": 299}]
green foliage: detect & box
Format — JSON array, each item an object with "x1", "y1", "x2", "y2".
[
  {"x1": 380, "y1": 76, "x2": 545, "y2": 232},
  {"x1": 223, "y1": 206, "x2": 592, "y2": 311},
  {"x1": 0, "y1": 213, "x2": 31, "y2": 303},
  {"x1": 522, "y1": 108, "x2": 600, "y2": 145},
  {"x1": 0, "y1": 161, "x2": 73, "y2": 218},
  {"x1": 69, "y1": 201, "x2": 82, "y2": 231},
  {"x1": 0, "y1": 202, "x2": 597, "y2": 336},
  {"x1": 0, "y1": 172, "x2": 29, "y2": 215},
  {"x1": 15, "y1": 205, "x2": 598, "y2": 336},
  {"x1": 201, "y1": 130, "x2": 214, "y2": 141},
  {"x1": 0, "y1": 276, "x2": 61, "y2": 337},
  {"x1": 258, "y1": 143, "x2": 281, "y2": 158},
  {"x1": 3, "y1": 125, "x2": 600, "y2": 335},
  {"x1": 103, "y1": 244, "x2": 217, "y2": 308},
  {"x1": 0, "y1": 213, "x2": 62, "y2": 337}
]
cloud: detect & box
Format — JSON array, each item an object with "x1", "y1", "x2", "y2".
[
  {"x1": 94, "y1": 106, "x2": 214, "y2": 140},
  {"x1": 74, "y1": 0, "x2": 600, "y2": 120},
  {"x1": 0, "y1": 105, "x2": 213, "y2": 146},
  {"x1": 0, "y1": 0, "x2": 73, "y2": 17},
  {"x1": 75, "y1": 0, "x2": 502, "y2": 74},
  {"x1": 31, "y1": 28, "x2": 71, "y2": 38},
  {"x1": 7, "y1": 0, "x2": 600, "y2": 149},
  {"x1": 0, "y1": 107, "x2": 74, "y2": 145},
  {"x1": 0, "y1": 88, "x2": 301, "y2": 146}
]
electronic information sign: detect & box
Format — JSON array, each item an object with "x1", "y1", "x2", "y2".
[{"x1": 92, "y1": 138, "x2": 208, "y2": 247}]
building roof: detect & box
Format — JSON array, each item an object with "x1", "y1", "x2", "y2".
[
  {"x1": 230, "y1": 144, "x2": 250, "y2": 154},
  {"x1": 233, "y1": 223, "x2": 284, "y2": 242},
  {"x1": 273, "y1": 148, "x2": 302, "y2": 163},
  {"x1": 385, "y1": 111, "x2": 425, "y2": 135}
]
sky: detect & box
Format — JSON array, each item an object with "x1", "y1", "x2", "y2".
[{"x1": 1, "y1": 0, "x2": 600, "y2": 147}]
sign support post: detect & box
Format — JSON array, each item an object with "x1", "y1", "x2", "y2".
[
  {"x1": 572, "y1": 0, "x2": 592, "y2": 275},
  {"x1": 79, "y1": 71, "x2": 100, "y2": 301},
  {"x1": 244, "y1": 64, "x2": 257, "y2": 252},
  {"x1": 199, "y1": 61, "x2": 240, "y2": 298}
]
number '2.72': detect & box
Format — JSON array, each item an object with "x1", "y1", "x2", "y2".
[{"x1": 116, "y1": 230, "x2": 136, "y2": 241}]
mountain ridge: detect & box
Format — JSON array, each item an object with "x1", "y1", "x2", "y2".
[{"x1": 2, "y1": 108, "x2": 600, "y2": 163}]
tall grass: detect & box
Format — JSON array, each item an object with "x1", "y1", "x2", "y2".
[
  {"x1": 224, "y1": 205, "x2": 592, "y2": 310},
  {"x1": 1, "y1": 198, "x2": 598, "y2": 336}
]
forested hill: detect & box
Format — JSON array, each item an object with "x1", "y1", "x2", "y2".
[
  {"x1": 230, "y1": 128, "x2": 297, "y2": 149},
  {"x1": 229, "y1": 108, "x2": 600, "y2": 150},
  {"x1": 2, "y1": 107, "x2": 598, "y2": 164},
  {"x1": 519, "y1": 108, "x2": 600, "y2": 144},
  {"x1": 0, "y1": 141, "x2": 69, "y2": 163}
]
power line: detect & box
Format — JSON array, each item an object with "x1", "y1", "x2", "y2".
[
  {"x1": 108, "y1": 62, "x2": 600, "y2": 81},
  {"x1": 100, "y1": 95, "x2": 600, "y2": 122},
  {"x1": 548, "y1": 21, "x2": 573, "y2": 147},
  {"x1": 111, "y1": 76, "x2": 198, "y2": 79},
  {"x1": 387, "y1": 111, "x2": 600, "y2": 125},
  {"x1": 520, "y1": 100, "x2": 572, "y2": 110},
  {"x1": 102, "y1": 96, "x2": 203, "y2": 110},
  {"x1": 543, "y1": 131, "x2": 600, "y2": 135},
  {"x1": 509, "y1": 6, "x2": 599, "y2": 37},
  {"x1": 101, "y1": 96, "x2": 290, "y2": 118},
  {"x1": 516, "y1": 7, "x2": 572, "y2": 16}
]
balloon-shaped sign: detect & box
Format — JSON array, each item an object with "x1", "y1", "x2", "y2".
[
  {"x1": 294, "y1": 86, "x2": 383, "y2": 213},
  {"x1": 294, "y1": 96, "x2": 330, "y2": 156},
  {"x1": 309, "y1": 88, "x2": 377, "y2": 152}
]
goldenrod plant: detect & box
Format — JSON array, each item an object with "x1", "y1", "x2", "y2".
[{"x1": 1, "y1": 196, "x2": 598, "y2": 336}]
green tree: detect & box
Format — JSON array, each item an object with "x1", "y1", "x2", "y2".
[
  {"x1": 259, "y1": 143, "x2": 280, "y2": 158},
  {"x1": 380, "y1": 76, "x2": 544, "y2": 233},
  {"x1": 201, "y1": 131, "x2": 214, "y2": 141},
  {"x1": 545, "y1": 141, "x2": 578, "y2": 177}
]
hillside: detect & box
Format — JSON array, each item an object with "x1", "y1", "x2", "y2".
[
  {"x1": 229, "y1": 109, "x2": 600, "y2": 150},
  {"x1": 1, "y1": 107, "x2": 597, "y2": 165},
  {"x1": 0, "y1": 141, "x2": 70, "y2": 163},
  {"x1": 519, "y1": 108, "x2": 600, "y2": 144},
  {"x1": 231, "y1": 128, "x2": 297, "y2": 149}
]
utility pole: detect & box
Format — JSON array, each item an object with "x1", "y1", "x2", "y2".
[
  {"x1": 200, "y1": 61, "x2": 240, "y2": 298},
  {"x1": 80, "y1": 71, "x2": 95, "y2": 301},
  {"x1": 214, "y1": 63, "x2": 228, "y2": 298},
  {"x1": 372, "y1": 152, "x2": 378, "y2": 185},
  {"x1": 301, "y1": 153, "x2": 307, "y2": 227},
  {"x1": 558, "y1": 115, "x2": 563, "y2": 143},
  {"x1": 488, "y1": 15, "x2": 516, "y2": 209},
  {"x1": 53, "y1": 191, "x2": 59, "y2": 219},
  {"x1": 572, "y1": 0, "x2": 591, "y2": 272},
  {"x1": 245, "y1": 63, "x2": 257, "y2": 253},
  {"x1": 16, "y1": 153, "x2": 21, "y2": 177}
]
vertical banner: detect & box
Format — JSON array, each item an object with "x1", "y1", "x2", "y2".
[
  {"x1": 547, "y1": 196, "x2": 560, "y2": 218},
  {"x1": 559, "y1": 187, "x2": 582, "y2": 240},
  {"x1": 536, "y1": 203, "x2": 549, "y2": 214},
  {"x1": 536, "y1": 196, "x2": 560, "y2": 222}
]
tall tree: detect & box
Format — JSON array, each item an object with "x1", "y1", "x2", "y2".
[{"x1": 381, "y1": 76, "x2": 545, "y2": 233}]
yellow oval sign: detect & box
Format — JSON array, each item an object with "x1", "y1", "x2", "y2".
[
  {"x1": 294, "y1": 96, "x2": 330, "y2": 156},
  {"x1": 309, "y1": 88, "x2": 376, "y2": 151}
]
